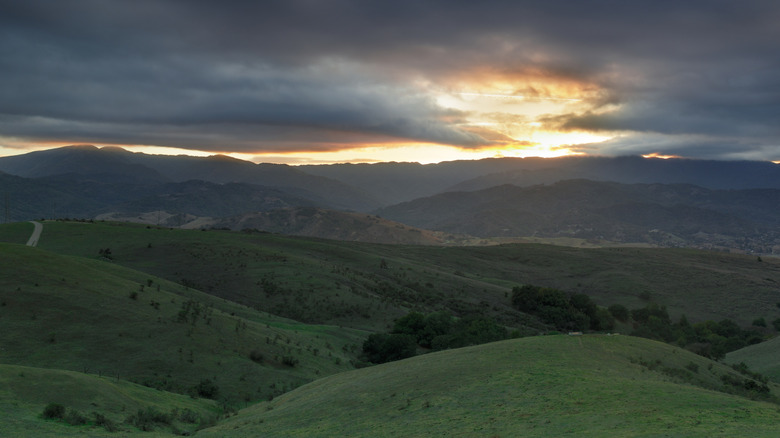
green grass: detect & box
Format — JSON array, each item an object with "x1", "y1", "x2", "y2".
[
  {"x1": 2, "y1": 221, "x2": 780, "y2": 436},
  {"x1": 0, "y1": 220, "x2": 33, "y2": 244},
  {"x1": 0, "y1": 364, "x2": 217, "y2": 436},
  {"x1": 198, "y1": 335, "x2": 780, "y2": 437},
  {"x1": 726, "y1": 336, "x2": 780, "y2": 382},
  {"x1": 7, "y1": 220, "x2": 780, "y2": 331},
  {"x1": 0, "y1": 242, "x2": 367, "y2": 406}
]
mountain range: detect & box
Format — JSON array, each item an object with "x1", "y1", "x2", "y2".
[{"x1": 2, "y1": 145, "x2": 780, "y2": 252}]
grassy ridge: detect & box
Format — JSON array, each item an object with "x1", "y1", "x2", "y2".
[
  {"x1": 2, "y1": 221, "x2": 780, "y2": 436},
  {"x1": 199, "y1": 335, "x2": 780, "y2": 437},
  {"x1": 0, "y1": 243, "x2": 366, "y2": 405},
  {"x1": 15, "y1": 221, "x2": 780, "y2": 330},
  {"x1": 0, "y1": 364, "x2": 217, "y2": 437},
  {"x1": 0, "y1": 221, "x2": 34, "y2": 244},
  {"x1": 726, "y1": 336, "x2": 780, "y2": 382}
]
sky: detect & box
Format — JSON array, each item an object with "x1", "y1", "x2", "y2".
[{"x1": 1, "y1": 0, "x2": 779, "y2": 164}]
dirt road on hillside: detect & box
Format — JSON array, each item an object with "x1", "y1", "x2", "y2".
[{"x1": 26, "y1": 221, "x2": 42, "y2": 247}]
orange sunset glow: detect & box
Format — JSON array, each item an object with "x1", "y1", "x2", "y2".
[{"x1": 0, "y1": 1, "x2": 778, "y2": 163}]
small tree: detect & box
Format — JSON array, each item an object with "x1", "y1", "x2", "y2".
[
  {"x1": 193, "y1": 378, "x2": 220, "y2": 399},
  {"x1": 42, "y1": 403, "x2": 65, "y2": 420},
  {"x1": 362, "y1": 333, "x2": 416, "y2": 364}
]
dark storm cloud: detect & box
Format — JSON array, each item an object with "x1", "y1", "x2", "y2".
[{"x1": 1, "y1": 0, "x2": 779, "y2": 158}]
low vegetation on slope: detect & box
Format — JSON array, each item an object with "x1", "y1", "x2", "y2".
[
  {"x1": 3, "y1": 221, "x2": 780, "y2": 436},
  {"x1": 0, "y1": 364, "x2": 217, "y2": 436},
  {"x1": 198, "y1": 335, "x2": 780, "y2": 437},
  {"x1": 726, "y1": 336, "x2": 780, "y2": 382},
  {"x1": 0, "y1": 243, "x2": 366, "y2": 408},
  {"x1": 17, "y1": 220, "x2": 780, "y2": 331}
]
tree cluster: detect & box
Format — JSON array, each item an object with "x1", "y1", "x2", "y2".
[
  {"x1": 626, "y1": 303, "x2": 764, "y2": 360},
  {"x1": 511, "y1": 285, "x2": 615, "y2": 332},
  {"x1": 362, "y1": 311, "x2": 508, "y2": 364}
]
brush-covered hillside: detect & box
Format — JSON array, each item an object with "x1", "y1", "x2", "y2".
[
  {"x1": 12, "y1": 220, "x2": 780, "y2": 330},
  {"x1": 0, "y1": 242, "x2": 367, "y2": 408},
  {"x1": 726, "y1": 336, "x2": 780, "y2": 382},
  {"x1": 0, "y1": 364, "x2": 218, "y2": 437},
  {"x1": 3, "y1": 220, "x2": 780, "y2": 436},
  {"x1": 198, "y1": 335, "x2": 780, "y2": 437}
]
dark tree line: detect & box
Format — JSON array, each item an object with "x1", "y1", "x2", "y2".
[
  {"x1": 512, "y1": 284, "x2": 766, "y2": 360},
  {"x1": 362, "y1": 311, "x2": 508, "y2": 364},
  {"x1": 511, "y1": 285, "x2": 615, "y2": 332}
]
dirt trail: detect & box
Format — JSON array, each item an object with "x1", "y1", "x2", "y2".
[{"x1": 26, "y1": 221, "x2": 42, "y2": 247}]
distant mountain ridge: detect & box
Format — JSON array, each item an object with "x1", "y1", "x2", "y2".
[
  {"x1": 4, "y1": 146, "x2": 780, "y2": 211},
  {"x1": 305, "y1": 155, "x2": 780, "y2": 205},
  {"x1": 376, "y1": 179, "x2": 780, "y2": 253},
  {"x1": 0, "y1": 145, "x2": 378, "y2": 211},
  {"x1": 2, "y1": 145, "x2": 780, "y2": 250}
]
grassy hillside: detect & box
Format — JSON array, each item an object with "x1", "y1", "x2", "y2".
[
  {"x1": 11, "y1": 220, "x2": 780, "y2": 330},
  {"x1": 198, "y1": 335, "x2": 780, "y2": 437},
  {"x1": 726, "y1": 336, "x2": 780, "y2": 382},
  {"x1": 0, "y1": 364, "x2": 217, "y2": 436},
  {"x1": 0, "y1": 243, "x2": 366, "y2": 406},
  {"x1": 0, "y1": 220, "x2": 33, "y2": 244}
]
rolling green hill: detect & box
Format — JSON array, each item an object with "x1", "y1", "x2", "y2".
[
  {"x1": 2, "y1": 221, "x2": 780, "y2": 436},
  {"x1": 0, "y1": 242, "x2": 366, "y2": 406},
  {"x1": 198, "y1": 335, "x2": 780, "y2": 437},
  {"x1": 0, "y1": 364, "x2": 217, "y2": 436},
  {"x1": 726, "y1": 336, "x2": 780, "y2": 382},
  {"x1": 13, "y1": 220, "x2": 780, "y2": 330}
]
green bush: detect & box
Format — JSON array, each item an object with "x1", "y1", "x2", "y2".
[
  {"x1": 193, "y1": 378, "x2": 220, "y2": 399},
  {"x1": 249, "y1": 349, "x2": 264, "y2": 363},
  {"x1": 281, "y1": 355, "x2": 299, "y2": 367},
  {"x1": 178, "y1": 408, "x2": 200, "y2": 424},
  {"x1": 127, "y1": 406, "x2": 172, "y2": 431},
  {"x1": 362, "y1": 333, "x2": 417, "y2": 364},
  {"x1": 63, "y1": 409, "x2": 87, "y2": 426},
  {"x1": 42, "y1": 403, "x2": 65, "y2": 420},
  {"x1": 94, "y1": 412, "x2": 118, "y2": 432}
]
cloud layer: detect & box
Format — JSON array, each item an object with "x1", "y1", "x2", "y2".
[{"x1": 1, "y1": 0, "x2": 779, "y2": 160}]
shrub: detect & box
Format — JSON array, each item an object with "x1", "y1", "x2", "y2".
[
  {"x1": 42, "y1": 403, "x2": 65, "y2": 420},
  {"x1": 281, "y1": 355, "x2": 300, "y2": 367},
  {"x1": 64, "y1": 409, "x2": 88, "y2": 426},
  {"x1": 178, "y1": 408, "x2": 200, "y2": 424},
  {"x1": 127, "y1": 406, "x2": 172, "y2": 431},
  {"x1": 194, "y1": 378, "x2": 220, "y2": 399},
  {"x1": 94, "y1": 412, "x2": 118, "y2": 432},
  {"x1": 752, "y1": 317, "x2": 766, "y2": 327},
  {"x1": 362, "y1": 333, "x2": 417, "y2": 364},
  {"x1": 249, "y1": 349, "x2": 264, "y2": 363}
]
